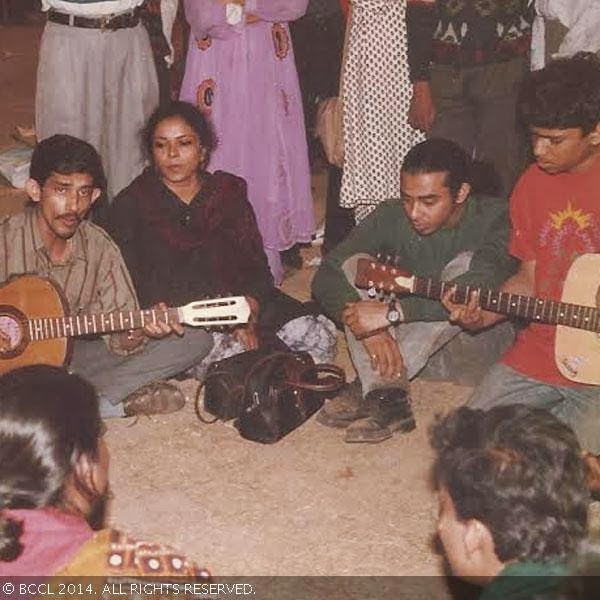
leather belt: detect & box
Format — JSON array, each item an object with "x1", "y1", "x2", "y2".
[{"x1": 47, "y1": 8, "x2": 140, "y2": 31}]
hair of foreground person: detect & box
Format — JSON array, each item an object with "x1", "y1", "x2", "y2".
[
  {"x1": 431, "y1": 404, "x2": 589, "y2": 563},
  {"x1": 0, "y1": 365, "x2": 104, "y2": 562}
]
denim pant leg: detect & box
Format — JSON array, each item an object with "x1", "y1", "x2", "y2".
[
  {"x1": 69, "y1": 328, "x2": 213, "y2": 418},
  {"x1": 342, "y1": 253, "x2": 468, "y2": 395},
  {"x1": 469, "y1": 363, "x2": 600, "y2": 454}
]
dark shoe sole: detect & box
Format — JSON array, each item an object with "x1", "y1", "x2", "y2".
[
  {"x1": 316, "y1": 406, "x2": 370, "y2": 429},
  {"x1": 344, "y1": 415, "x2": 416, "y2": 444}
]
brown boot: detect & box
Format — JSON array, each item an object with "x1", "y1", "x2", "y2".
[
  {"x1": 316, "y1": 381, "x2": 367, "y2": 428},
  {"x1": 344, "y1": 387, "x2": 416, "y2": 443},
  {"x1": 123, "y1": 381, "x2": 185, "y2": 417}
]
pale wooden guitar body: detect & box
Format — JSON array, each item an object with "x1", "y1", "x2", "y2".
[{"x1": 555, "y1": 254, "x2": 600, "y2": 385}]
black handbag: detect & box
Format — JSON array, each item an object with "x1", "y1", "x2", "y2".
[{"x1": 196, "y1": 348, "x2": 345, "y2": 444}]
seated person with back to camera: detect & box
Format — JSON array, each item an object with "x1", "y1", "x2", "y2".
[{"x1": 432, "y1": 403, "x2": 589, "y2": 598}]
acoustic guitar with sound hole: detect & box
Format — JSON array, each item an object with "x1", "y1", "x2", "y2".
[
  {"x1": 355, "y1": 254, "x2": 600, "y2": 386},
  {"x1": 0, "y1": 275, "x2": 251, "y2": 375}
]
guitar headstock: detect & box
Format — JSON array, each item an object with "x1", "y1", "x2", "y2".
[
  {"x1": 355, "y1": 257, "x2": 415, "y2": 295},
  {"x1": 178, "y1": 296, "x2": 251, "y2": 327}
]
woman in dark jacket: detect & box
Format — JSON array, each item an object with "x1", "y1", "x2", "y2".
[{"x1": 107, "y1": 102, "x2": 336, "y2": 372}]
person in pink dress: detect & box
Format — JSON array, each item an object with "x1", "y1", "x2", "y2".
[{"x1": 180, "y1": 0, "x2": 314, "y2": 284}]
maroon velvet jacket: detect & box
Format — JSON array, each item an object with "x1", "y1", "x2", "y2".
[{"x1": 107, "y1": 168, "x2": 275, "y2": 309}]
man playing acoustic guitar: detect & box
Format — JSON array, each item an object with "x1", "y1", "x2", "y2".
[
  {"x1": 443, "y1": 53, "x2": 600, "y2": 489},
  {"x1": 0, "y1": 135, "x2": 213, "y2": 418},
  {"x1": 312, "y1": 138, "x2": 517, "y2": 443}
]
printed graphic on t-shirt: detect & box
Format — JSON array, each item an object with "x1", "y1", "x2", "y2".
[{"x1": 537, "y1": 201, "x2": 600, "y2": 298}]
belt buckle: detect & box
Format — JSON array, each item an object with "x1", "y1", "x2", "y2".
[{"x1": 100, "y1": 14, "x2": 113, "y2": 33}]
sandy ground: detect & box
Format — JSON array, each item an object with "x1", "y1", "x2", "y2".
[{"x1": 0, "y1": 18, "x2": 597, "y2": 593}]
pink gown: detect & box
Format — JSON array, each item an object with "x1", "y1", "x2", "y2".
[{"x1": 180, "y1": 0, "x2": 314, "y2": 284}]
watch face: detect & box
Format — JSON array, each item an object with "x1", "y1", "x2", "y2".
[{"x1": 387, "y1": 309, "x2": 400, "y2": 324}]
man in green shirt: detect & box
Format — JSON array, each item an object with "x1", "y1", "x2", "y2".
[{"x1": 312, "y1": 139, "x2": 517, "y2": 443}]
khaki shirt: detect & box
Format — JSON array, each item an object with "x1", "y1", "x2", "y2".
[{"x1": 0, "y1": 208, "x2": 140, "y2": 352}]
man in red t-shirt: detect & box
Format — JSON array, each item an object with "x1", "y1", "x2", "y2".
[{"x1": 443, "y1": 53, "x2": 600, "y2": 476}]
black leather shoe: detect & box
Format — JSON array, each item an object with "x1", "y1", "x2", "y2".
[{"x1": 345, "y1": 387, "x2": 416, "y2": 443}]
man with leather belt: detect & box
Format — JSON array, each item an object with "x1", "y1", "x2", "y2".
[
  {"x1": 312, "y1": 138, "x2": 517, "y2": 443},
  {"x1": 36, "y1": 0, "x2": 162, "y2": 200}
]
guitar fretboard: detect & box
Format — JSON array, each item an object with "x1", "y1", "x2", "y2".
[
  {"x1": 27, "y1": 307, "x2": 180, "y2": 341},
  {"x1": 413, "y1": 278, "x2": 600, "y2": 333}
]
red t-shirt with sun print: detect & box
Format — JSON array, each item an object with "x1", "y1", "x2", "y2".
[{"x1": 502, "y1": 158, "x2": 600, "y2": 386}]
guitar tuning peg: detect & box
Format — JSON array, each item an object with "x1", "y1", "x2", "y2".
[
  {"x1": 375, "y1": 251, "x2": 383, "y2": 261},
  {"x1": 385, "y1": 254, "x2": 393, "y2": 265},
  {"x1": 393, "y1": 255, "x2": 401, "y2": 266},
  {"x1": 367, "y1": 285, "x2": 377, "y2": 299}
]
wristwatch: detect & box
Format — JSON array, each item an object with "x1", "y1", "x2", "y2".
[{"x1": 386, "y1": 300, "x2": 401, "y2": 325}]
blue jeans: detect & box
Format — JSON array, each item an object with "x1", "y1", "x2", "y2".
[
  {"x1": 469, "y1": 363, "x2": 600, "y2": 454},
  {"x1": 69, "y1": 328, "x2": 213, "y2": 418}
]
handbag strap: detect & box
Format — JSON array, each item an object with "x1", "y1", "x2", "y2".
[
  {"x1": 243, "y1": 351, "x2": 345, "y2": 393},
  {"x1": 286, "y1": 363, "x2": 346, "y2": 393},
  {"x1": 194, "y1": 375, "x2": 220, "y2": 425}
]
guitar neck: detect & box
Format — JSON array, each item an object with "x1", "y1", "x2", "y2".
[
  {"x1": 27, "y1": 307, "x2": 181, "y2": 341},
  {"x1": 413, "y1": 277, "x2": 600, "y2": 333}
]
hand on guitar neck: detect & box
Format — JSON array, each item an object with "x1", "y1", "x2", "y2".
[
  {"x1": 441, "y1": 261, "x2": 536, "y2": 332},
  {"x1": 112, "y1": 301, "x2": 185, "y2": 353},
  {"x1": 232, "y1": 296, "x2": 260, "y2": 350}
]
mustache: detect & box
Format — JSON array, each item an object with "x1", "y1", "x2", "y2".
[{"x1": 57, "y1": 213, "x2": 81, "y2": 222}]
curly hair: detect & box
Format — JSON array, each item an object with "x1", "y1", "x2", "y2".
[
  {"x1": 519, "y1": 52, "x2": 600, "y2": 134},
  {"x1": 431, "y1": 404, "x2": 589, "y2": 563},
  {"x1": 0, "y1": 366, "x2": 104, "y2": 562}
]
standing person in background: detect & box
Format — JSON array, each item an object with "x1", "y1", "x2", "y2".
[
  {"x1": 291, "y1": 0, "x2": 354, "y2": 254},
  {"x1": 180, "y1": 0, "x2": 315, "y2": 284},
  {"x1": 531, "y1": 0, "x2": 600, "y2": 70},
  {"x1": 36, "y1": 0, "x2": 163, "y2": 201},
  {"x1": 140, "y1": 0, "x2": 182, "y2": 105},
  {"x1": 340, "y1": 0, "x2": 425, "y2": 223},
  {"x1": 406, "y1": 0, "x2": 535, "y2": 198}
]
